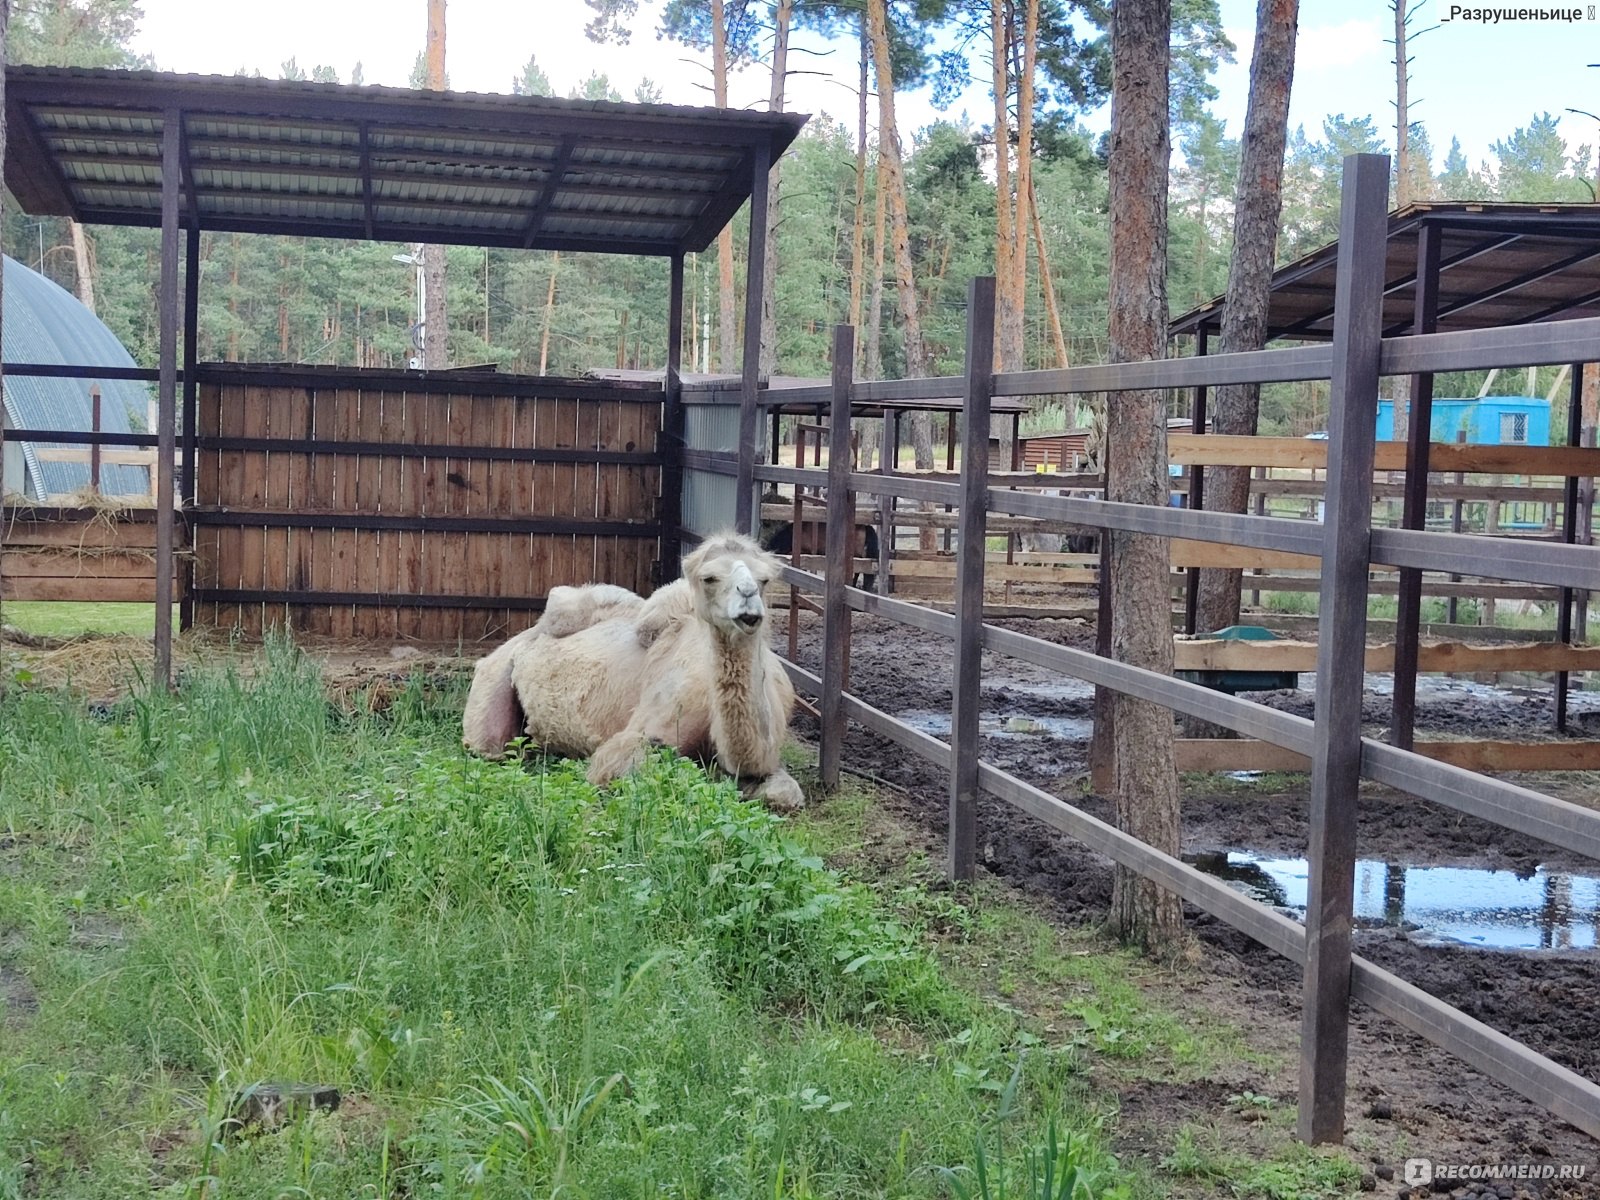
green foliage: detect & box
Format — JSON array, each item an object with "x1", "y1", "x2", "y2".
[
  {"x1": 1162, "y1": 1125, "x2": 1362, "y2": 1199},
  {"x1": 940, "y1": 1060, "x2": 1129, "y2": 1200},
  {"x1": 4, "y1": 639, "x2": 1119, "y2": 1196}
]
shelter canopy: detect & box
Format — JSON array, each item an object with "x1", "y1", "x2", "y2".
[
  {"x1": 4, "y1": 66, "x2": 807, "y2": 256},
  {"x1": 1170, "y1": 202, "x2": 1600, "y2": 341}
]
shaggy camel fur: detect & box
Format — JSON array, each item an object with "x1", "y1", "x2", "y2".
[{"x1": 461, "y1": 534, "x2": 803, "y2": 810}]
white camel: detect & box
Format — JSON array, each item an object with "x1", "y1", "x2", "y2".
[{"x1": 461, "y1": 533, "x2": 804, "y2": 811}]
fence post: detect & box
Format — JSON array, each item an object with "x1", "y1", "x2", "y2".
[
  {"x1": 949, "y1": 276, "x2": 996, "y2": 882},
  {"x1": 89, "y1": 385, "x2": 103, "y2": 493},
  {"x1": 820, "y1": 324, "x2": 856, "y2": 790},
  {"x1": 1298, "y1": 153, "x2": 1389, "y2": 1146}
]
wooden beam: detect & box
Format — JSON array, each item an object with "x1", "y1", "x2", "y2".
[
  {"x1": 820, "y1": 323, "x2": 856, "y2": 790},
  {"x1": 1176, "y1": 738, "x2": 1600, "y2": 774},
  {"x1": 1170, "y1": 433, "x2": 1600, "y2": 476},
  {"x1": 1173, "y1": 638, "x2": 1600, "y2": 674},
  {"x1": 1, "y1": 577, "x2": 168, "y2": 603},
  {"x1": 520, "y1": 134, "x2": 576, "y2": 248},
  {"x1": 0, "y1": 551, "x2": 175, "y2": 580},
  {"x1": 949, "y1": 277, "x2": 996, "y2": 882},
  {"x1": 155, "y1": 108, "x2": 180, "y2": 688},
  {"x1": 1300, "y1": 152, "x2": 1389, "y2": 1147}
]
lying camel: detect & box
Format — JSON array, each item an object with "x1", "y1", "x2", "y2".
[{"x1": 461, "y1": 533, "x2": 803, "y2": 811}]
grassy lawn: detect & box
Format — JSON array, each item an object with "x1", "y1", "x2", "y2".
[
  {"x1": 1, "y1": 602, "x2": 177, "y2": 639},
  {"x1": 0, "y1": 638, "x2": 1133, "y2": 1198},
  {"x1": 0, "y1": 637, "x2": 1365, "y2": 1198}
]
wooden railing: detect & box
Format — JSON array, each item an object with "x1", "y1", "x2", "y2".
[{"x1": 695, "y1": 154, "x2": 1600, "y2": 1146}]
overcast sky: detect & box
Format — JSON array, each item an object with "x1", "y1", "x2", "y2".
[{"x1": 128, "y1": 1, "x2": 1600, "y2": 174}]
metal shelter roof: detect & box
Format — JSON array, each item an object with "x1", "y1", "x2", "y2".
[
  {"x1": 3, "y1": 66, "x2": 808, "y2": 256},
  {"x1": 1170, "y1": 202, "x2": 1600, "y2": 341},
  {"x1": 1, "y1": 255, "x2": 148, "y2": 500}
]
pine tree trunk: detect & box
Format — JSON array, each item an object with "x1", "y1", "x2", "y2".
[
  {"x1": 991, "y1": 0, "x2": 1016, "y2": 370},
  {"x1": 847, "y1": 21, "x2": 869, "y2": 353},
  {"x1": 759, "y1": 0, "x2": 793, "y2": 379},
  {"x1": 228, "y1": 234, "x2": 241, "y2": 362},
  {"x1": 713, "y1": 0, "x2": 738, "y2": 374},
  {"x1": 422, "y1": 0, "x2": 449, "y2": 368},
  {"x1": 868, "y1": 0, "x2": 932, "y2": 473},
  {"x1": 69, "y1": 220, "x2": 95, "y2": 313},
  {"x1": 1029, "y1": 179, "x2": 1070, "y2": 369},
  {"x1": 1105, "y1": 0, "x2": 1183, "y2": 953},
  {"x1": 1009, "y1": 0, "x2": 1038, "y2": 369},
  {"x1": 1393, "y1": 0, "x2": 1410, "y2": 209},
  {"x1": 1195, "y1": 0, "x2": 1299, "y2": 635},
  {"x1": 866, "y1": 148, "x2": 888, "y2": 380},
  {"x1": 539, "y1": 251, "x2": 559, "y2": 375}
]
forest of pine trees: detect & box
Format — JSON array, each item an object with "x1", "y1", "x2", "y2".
[{"x1": 6, "y1": 0, "x2": 1598, "y2": 439}]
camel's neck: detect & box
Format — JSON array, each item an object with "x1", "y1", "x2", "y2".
[{"x1": 709, "y1": 624, "x2": 775, "y2": 775}]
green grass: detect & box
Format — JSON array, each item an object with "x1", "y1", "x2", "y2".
[
  {"x1": 0, "y1": 636, "x2": 1140, "y2": 1199},
  {"x1": 0, "y1": 601, "x2": 177, "y2": 638}
]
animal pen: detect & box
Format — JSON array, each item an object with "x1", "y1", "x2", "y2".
[
  {"x1": 5, "y1": 68, "x2": 1600, "y2": 1152},
  {"x1": 0, "y1": 66, "x2": 804, "y2": 665},
  {"x1": 682, "y1": 158, "x2": 1600, "y2": 1144}
]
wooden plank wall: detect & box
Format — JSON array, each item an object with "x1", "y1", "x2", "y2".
[
  {"x1": 191, "y1": 369, "x2": 662, "y2": 644},
  {"x1": 0, "y1": 508, "x2": 182, "y2": 602}
]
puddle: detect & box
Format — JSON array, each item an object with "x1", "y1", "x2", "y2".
[
  {"x1": 1189, "y1": 851, "x2": 1600, "y2": 950},
  {"x1": 899, "y1": 709, "x2": 1095, "y2": 741}
]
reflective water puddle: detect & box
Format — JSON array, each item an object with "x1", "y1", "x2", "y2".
[
  {"x1": 899, "y1": 709, "x2": 1095, "y2": 741},
  {"x1": 1189, "y1": 851, "x2": 1600, "y2": 950}
]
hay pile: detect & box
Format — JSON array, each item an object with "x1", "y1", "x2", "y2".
[{"x1": 0, "y1": 631, "x2": 177, "y2": 696}]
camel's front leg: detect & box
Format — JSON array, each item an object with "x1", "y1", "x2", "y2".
[
  {"x1": 745, "y1": 768, "x2": 805, "y2": 813},
  {"x1": 586, "y1": 701, "x2": 707, "y2": 787},
  {"x1": 586, "y1": 730, "x2": 658, "y2": 786}
]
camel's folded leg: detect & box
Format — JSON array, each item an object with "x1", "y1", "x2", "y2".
[
  {"x1": 586, "y1": 729, "x2": 657, "y2": 786},
  {"x1": 462, "y1": 650, "x2": 523, "y2": 760},
  {"x1": 745, "y1": 768, "x2": 805, "y2": 814}
]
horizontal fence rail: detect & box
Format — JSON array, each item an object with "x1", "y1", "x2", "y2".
[
  {"x1": 778, "y1": 597, "x2": 1600, "y2": 1140},
  {"x1": 753, "y1": 187, "x2": 1600, "y2": 1145}
]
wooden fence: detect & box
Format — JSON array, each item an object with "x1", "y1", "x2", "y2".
[
  {"x1": 188, "y1": 365, "x2": 663, "y2": 642},
  {"x1": 0, "y1": 507, "x2": 182, "y2": 603},
  {"x1": 2, "y1": 364, "x2": 666, "y2": 642},
  {"x1": 694, "y1": 155, "x2": 1600, "y2": 1147}
]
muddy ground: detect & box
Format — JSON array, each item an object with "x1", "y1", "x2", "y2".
[{"x1": 782, "y1": 610, "x2": 1600, "y2": 1191}]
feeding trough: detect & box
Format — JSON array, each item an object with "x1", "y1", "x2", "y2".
[{"x1": 1176, "y1": 625, "x2": 1300, "y2": 695}]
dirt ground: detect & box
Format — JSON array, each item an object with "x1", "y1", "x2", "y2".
[{"x1": 781, "y1": 609, "x2": 1600, "y2": 1193}]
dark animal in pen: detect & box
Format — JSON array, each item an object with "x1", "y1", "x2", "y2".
[{"x1": 764, "y1": 521, "x2": 880, "y2": 590}]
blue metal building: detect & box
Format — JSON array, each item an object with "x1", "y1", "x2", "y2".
[
  {"x1": 1, "y1": 255, "x2": 150, "y2": 500},
  {"x1": 1375, "y1": 396, "x2": 1551, "y2": 446}
]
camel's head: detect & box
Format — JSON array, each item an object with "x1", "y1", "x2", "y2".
[{"x1": 683, "y1": 532, "x2": 780, "y2": 637}]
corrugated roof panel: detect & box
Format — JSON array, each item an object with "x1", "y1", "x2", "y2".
[
  {"x1": 0, "y1": 255, "x2": 150, "y2": 500},
  {"x1": 194, "y1": 146, "x2": 360, "y2": 170},
  {"x1": 542, "y1": 213, "x2": 690, "y2": 241},
  {"x1": 377, "y1": 128, "x2": 557, "y2": 160},
  {"x1": 64, "y1": 162, "x2": 159, "y2": 187},
  {"x1": 565, "y1": 167, "x2": 719, "y2": 195},
  {"x1": 37, "y1": 109, "x2": 161, "y2": 137},
  {"x1": 75, "y1": 183, "x2": 160, "y2": 209},
  {"x1": 375, "y1": 203, "x2": 522, "y2": 230},
  {"x1": 213, "y1": 168, "x2": 359, "y2": 197},
  {"x1": 7, "y1": 66, "x2": 809, "y2": 254},
  {"x1": 51, "y1": 135, "x2": 161, "y2": 158},
  {"x1": 190, "y1": 116, "x2": 359, "y2": 147},
  {"x1": 551, "y1": 191, "x2": 699, "y2": 219},
  {"x1": 573, "y1": 144, "x2": 741, "y2": 173}
]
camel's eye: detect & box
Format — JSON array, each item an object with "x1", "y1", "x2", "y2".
[{"x1": 701, "y1": 574, "x2": 720, "y2": 586}]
